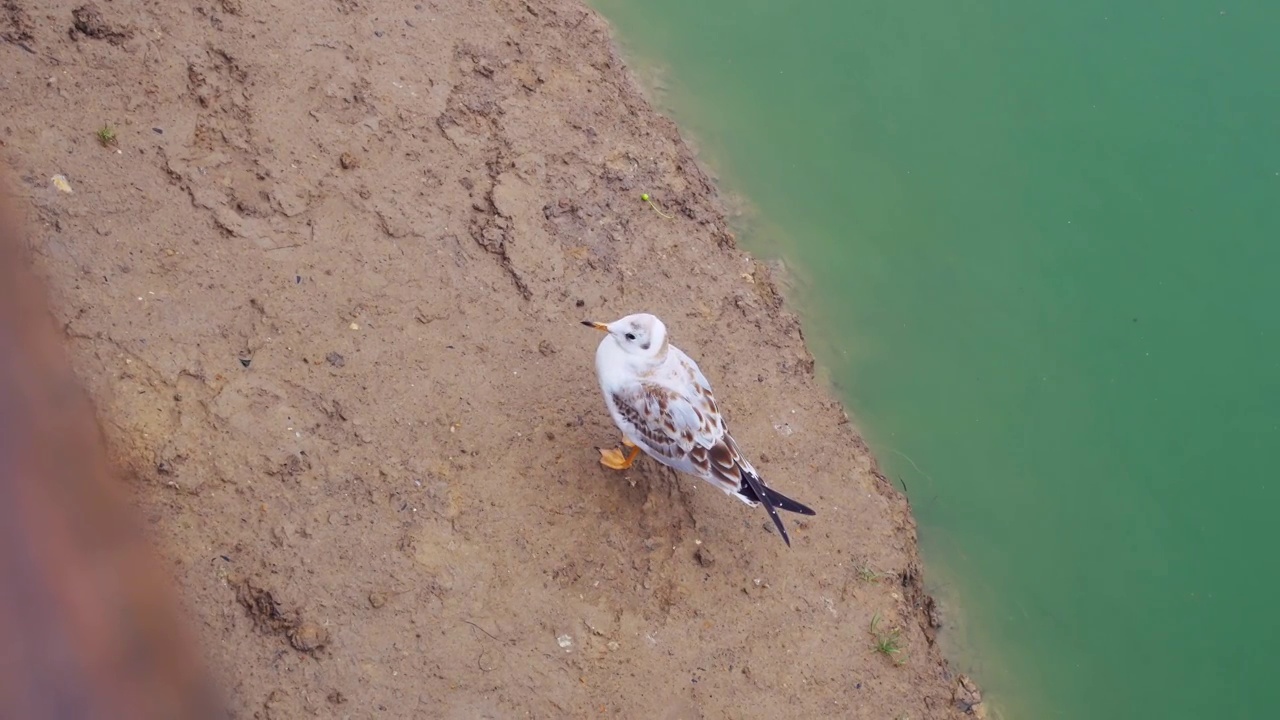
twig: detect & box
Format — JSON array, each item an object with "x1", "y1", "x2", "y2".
[{"x1": 462, "y1": 619, "x2": 499, "y2": 642}]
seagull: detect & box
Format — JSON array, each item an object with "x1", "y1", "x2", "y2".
[{"x1": 582, "y1": 313, "x2": 815, "y2": 546}]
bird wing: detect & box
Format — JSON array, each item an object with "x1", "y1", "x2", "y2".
[{"x1": 609, "y1": 355, "x2": 747, "y2": 495}]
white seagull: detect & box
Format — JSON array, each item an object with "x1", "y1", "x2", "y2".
[{"x1": 582, "y1": 313, "x2": 815, "y2": 546}]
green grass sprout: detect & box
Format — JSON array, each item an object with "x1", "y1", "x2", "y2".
[
  {"x1": 96, "y1": 124, "x2": 118, "y2": 148},
  {"x1": 870, "y1": 612, "x2": 906, "y2": 666}
]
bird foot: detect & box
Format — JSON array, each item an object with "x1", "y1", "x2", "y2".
[{"x1": 598, "y1": 441, "x2": 640, "y2": 470}]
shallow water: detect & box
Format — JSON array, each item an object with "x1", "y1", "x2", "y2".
[{"x1": 592, "y1": 1, "x2": 1280, "y2": 716}]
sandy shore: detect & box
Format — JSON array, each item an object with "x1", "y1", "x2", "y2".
[{"x1": 2, "y1": 0, "x2": 981, "y2": 717}]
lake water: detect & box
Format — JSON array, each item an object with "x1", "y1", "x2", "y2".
[{"x1": 592, "y1": 1, "x2": 1280, "y2": 717}]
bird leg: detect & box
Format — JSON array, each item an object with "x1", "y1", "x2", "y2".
[{"x1": 598, "y1": 438, "x2": 639, "y2": 470}]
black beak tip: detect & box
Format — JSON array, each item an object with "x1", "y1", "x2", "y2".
[{"x1": 580, "y1": 320, "x2": 595, "y2": 327}]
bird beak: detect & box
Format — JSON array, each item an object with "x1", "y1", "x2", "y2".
[{"x1": 581, "y1": 321, "x2": 609, "y2": 332}]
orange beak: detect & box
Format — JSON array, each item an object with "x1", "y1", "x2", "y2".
[{"x1": 581, "y1": 321, "x2": 608, "y2": 332}]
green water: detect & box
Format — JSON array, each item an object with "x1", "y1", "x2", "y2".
[{"x1": 592, "y1": 1, "x2": 1280, "y2": 717}]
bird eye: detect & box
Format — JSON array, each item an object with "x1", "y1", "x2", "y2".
[{"x1": 625, "y1": 333, "x2": 636, "y2": 341}]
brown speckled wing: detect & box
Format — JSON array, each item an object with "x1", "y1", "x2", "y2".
[{"x1": 611, "y1": 380, "x2": 744, "y2": 494}]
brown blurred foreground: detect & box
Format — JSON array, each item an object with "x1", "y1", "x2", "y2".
[{"x1": 0, "y1": 176, "x2": 224, "y2": 720}]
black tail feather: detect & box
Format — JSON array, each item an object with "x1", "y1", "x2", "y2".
[
  {"x1": 738, "y1": 471, "x2": 815, "y2": 547},
  {"x1": 762, "y1": 485, "x2": 816, "y2": 516}
]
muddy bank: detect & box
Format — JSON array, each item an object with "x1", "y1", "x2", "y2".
[{"x1": 2, "y1": 0, "x2": 980, "y2": 717}]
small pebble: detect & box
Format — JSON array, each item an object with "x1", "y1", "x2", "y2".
[{"x1": 289, "y1": 622, "x2": 329, "y2": 652}]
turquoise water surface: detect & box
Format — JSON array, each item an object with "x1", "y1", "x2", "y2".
[{"x1": 592, "y1": 1, "x2": 1280, "y2": 717}]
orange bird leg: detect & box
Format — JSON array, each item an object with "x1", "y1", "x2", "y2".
[{"x1": 598, "y1": 438, "x2": 640, "y2": 470}]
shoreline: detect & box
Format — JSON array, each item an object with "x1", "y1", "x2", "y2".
[{"x1": 3, "y1": 0, "x2": 983, "y2": 716}]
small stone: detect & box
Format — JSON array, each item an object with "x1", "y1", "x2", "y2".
[
  {"x1": 339, "y1": 152, "x2": 359, "y2": 169},
  {"x1": 288, "y1": 621, "x2": 329, "y2": 652},
  {"x1": 694, "y1": 546, "x2": 715, "y2": 568},
  {"x1": 954, "y1": 674, "x2": 985, "y2": 716},
  {"x1": 326, "y1": 352, "x2": 345, "y2": 368},
  {"x1": 368, "y1": 592, "x2": 387, "y2": 609},
  {"x1": 556, "y1": 634, "x2": 573, "y2": 650}
]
